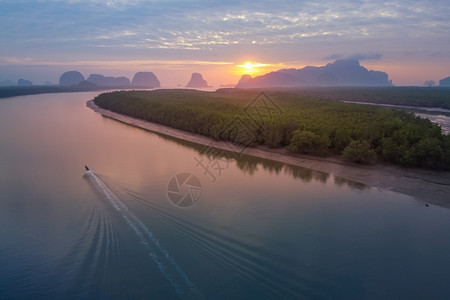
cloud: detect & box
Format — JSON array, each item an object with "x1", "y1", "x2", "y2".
[
  {"x1": 324, "y1": 53, "x2": 382, "y2": 61},
  {"x1": 324, "y1": 54, "x2": 343, "y2": 60},
  {"x1": 1, "y1": 0, "x2": 450, "y2": 85},
  {"x1": 0, "y1": 57, "x2": 233, "y2": 67},
  {"x1": 347, "y1": 53, "x2": 383, "y2": 61},
  {"x1": 1, "y1": 1, "x2": 440, "y2": 53}
]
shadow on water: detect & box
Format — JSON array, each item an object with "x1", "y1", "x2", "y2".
[
  {"x1": 334, "y1": 176, "x2": 366, "y2": 190},
  {"x1": 102, "y1": 114, "x2": 367, "y2": 190}
]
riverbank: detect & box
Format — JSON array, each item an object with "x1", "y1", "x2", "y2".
[
  {"x1": 87, "y1": 100, "x2": 450, "y2": 208},
  {"x1": 0, "y1": 85, "x2": 104, "y2": 98},
  {"x1": 341, "y1": 100, "x2": 450, "y2": 134}
]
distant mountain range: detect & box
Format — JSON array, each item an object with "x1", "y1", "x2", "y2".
[
  {"x1": 236, "y1": 59, "x2": 393, "y2": 88},
  {"x1": 87, "y1": 74, "x2": 131, "y2": 86},
  {"x1": 58, "y1": 71, "x2": 160, "y2": 88},
  {"x1": 17, "y1": 78, "x2": 33, "y2": 86},
  {"x1": 2, "y1": 63, "x2": 450, "y2": 88}
]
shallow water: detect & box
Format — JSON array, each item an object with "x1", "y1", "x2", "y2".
[{"x1": 1, "y1": 92, "x2": 450, "y2": 299}]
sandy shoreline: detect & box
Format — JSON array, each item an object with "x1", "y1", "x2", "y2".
[{"x1": 87, "y1": 100, "x2": 450, "y2": 208}]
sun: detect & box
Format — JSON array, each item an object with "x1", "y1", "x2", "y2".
[{"x1": 237, "y1": 61, "x2": 269, "y2": 75}]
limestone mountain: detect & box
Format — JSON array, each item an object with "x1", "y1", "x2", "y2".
[
  {"x1": 236, "y1": 59, "x2": 392, "y2": 88},
  {"x1": 87, "y1": 74, "x2": 131, "y2": 86},
  {"x1": 17, "y1": 78, "x2": 33, "y2": 86},
  {"x1": 131, "y1": 72, "x2": 160, "y2": 88},
  {"x1": 186, "y1": 73, "x2": 209, "y2": 88},
  {"x1": 59, "y1": 71, "x2": 85, "y2": 86}
]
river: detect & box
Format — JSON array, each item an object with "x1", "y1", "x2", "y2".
[{"x1": 1, "y1": 92, "x2": 450, "y2": 299}]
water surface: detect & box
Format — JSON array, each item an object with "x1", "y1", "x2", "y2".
[{"x1": 1, "y1": 92, "x2": 450, "y2": 299}]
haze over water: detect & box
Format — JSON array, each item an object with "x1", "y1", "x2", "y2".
[{"x1": 1, "y1": 92, "x2": 450, "y2": 299}]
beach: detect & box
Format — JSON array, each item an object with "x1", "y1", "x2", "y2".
[{"x1": 87, "y1": 100, "x2": 450, "y2": 208}]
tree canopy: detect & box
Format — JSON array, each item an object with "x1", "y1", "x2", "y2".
[{"x1": 94, "y1": 88, "x2": 450, "y2": 169}]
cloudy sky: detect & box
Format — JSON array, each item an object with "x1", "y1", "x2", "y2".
[{"x1": 1, "y1": 0, "x2": 449, "y2": 86}]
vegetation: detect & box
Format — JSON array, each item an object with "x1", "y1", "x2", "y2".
[
  {"x1": 287, "y1": 130, "x2": 328, "y2": 156},
  {"x1": 0, "y1": 85, "x2": 101, "y2": 98},
  {"x1": 342, "y1": 141, "x2": 377, "y2": 163},
  {"x1": 94, "y1": 88, "x2": 450, "y2": 169},
  {"x1": 275, "y1": 86, "x2": 450, "y2": 109}
]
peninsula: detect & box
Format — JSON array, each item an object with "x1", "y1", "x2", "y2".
[{"x1": 88, "y1": 88, "x2": 450, "y2": 206}]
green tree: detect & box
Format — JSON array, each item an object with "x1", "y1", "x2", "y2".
[
  {"x1": 287, "y1": 130, "x2": 328, "y2": 155},
  {"x1": 331, "y1": 128, "x2": 352, "y2": 152},
  {"x1": 342, "y1": 140, "x2": 377, "y2": 163},
  {"x1": 409, "y1": 137, "x2": 444, "y2": 168},
  {"x1": 380, "y1": 137, "x2": 400, "y2": 163},
  {"x1": 93, "y1": 89, "x2": 450, "y2": 170}
]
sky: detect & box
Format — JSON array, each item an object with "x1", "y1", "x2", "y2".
[{"x1": 1, "y1": 0, "x2": 449, "y2": 86}]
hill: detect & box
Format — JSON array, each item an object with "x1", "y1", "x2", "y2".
[
  {"x1": 236, "y1": 59, "x2": 392, "y2": 88},
  {"x1": 131, "y1": 72, "x2": 160, "y2": 88},
  {"x1": 186, "y1": 73, "x2": 209, "y2": 88},
  {"x1": 87, "y1": 74, "x2": 131, "y2": 87}
]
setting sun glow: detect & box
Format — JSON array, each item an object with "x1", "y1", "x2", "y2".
[{"x1": 237, "y1": 62, "x2": 269, "y2": 75}]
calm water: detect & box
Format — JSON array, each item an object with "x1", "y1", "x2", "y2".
[{"x1": 1, "y1": 92, "x2": 450, "y2": 299}]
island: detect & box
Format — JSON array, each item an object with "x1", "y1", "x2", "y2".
[
  {"x1": 186, "y1": 73, "x2": 209, "y2": 88},
  {"x1": 236, "y1": 59, "x2": 392, "y2": 88},
  {"x1": 86, "y1": 74, "x2": 131, "y2": 87},
  {"x1": 17, "y1": 78, "x2": 33, "y2": 86},
  {"x1": 0, "y1": 70, "x2": 163, "y2": 98},
  {"x1": 59, "y1": 71, "x2": 85, "y2": 86},
  {"x1": 131, "y1": 72, "x2": 160, "y2": 88}
]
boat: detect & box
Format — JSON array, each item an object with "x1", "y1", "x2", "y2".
[{"x1": 85, "y1": 165, "x2": 90, "y2": 171}]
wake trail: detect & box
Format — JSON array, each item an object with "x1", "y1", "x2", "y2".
[
  {"x1": 125, "y1": 189, "x2": 316, "y2": 299},
  {"x1": 85, "y1": 169, "x2": 199, "y2": 298}
]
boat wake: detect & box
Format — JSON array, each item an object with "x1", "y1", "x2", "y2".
[
  {"x1": 121, "y1": 186, "x2": 329, "y2": 299},
  {"x1": 84, "y1": 167, "x2": 199, "y2": 298}
]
